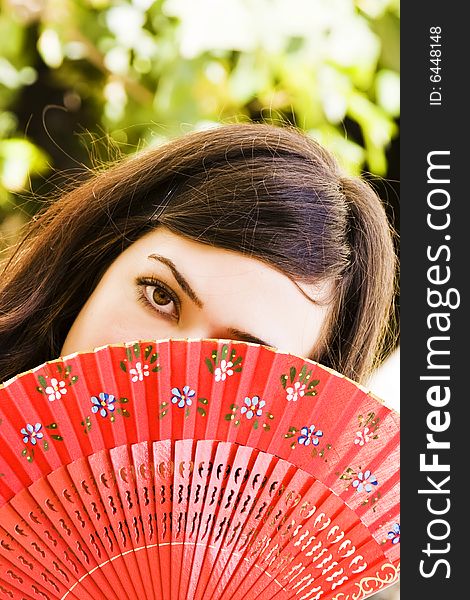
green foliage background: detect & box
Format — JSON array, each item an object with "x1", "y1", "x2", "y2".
[{"x1": 0, "y1": 0, "x2": 399, "y2": 251}]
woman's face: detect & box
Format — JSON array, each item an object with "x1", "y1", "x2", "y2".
[{"x1": 61, "y1": 227, "x2": 333, "y2": 358}]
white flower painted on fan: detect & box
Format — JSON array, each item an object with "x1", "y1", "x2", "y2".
[
  {"x1": 352, "y1": 470, "x2": 378, "y2": 493},
  {"x1": 214, "y1": 360, "x2": 234, "y2": 382},
  {"x1": 285, "y1": 381, "x2": 306, "y2": 402},
  {"x1": 45, "y1": 378, "x2": 67, "y2": 402},
  {"x1": 171, "y1": 385, "x2": 196, "y2": 408},
  {"x1": 240, "y1": 396, "x2": 265, "y2": 420},
  {"x1": 21, "y1": 423, "x2": 44, "y2": 445},
  {"x1": 354, "y1": 427, "x2": 372, "y2": 446},
  {"x1": 129, "y1": 361, "x2": 150, "y2": 382}
]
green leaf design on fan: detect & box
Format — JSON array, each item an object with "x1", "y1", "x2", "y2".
[
  {"x1": 46, "y1": 422, "x2": 64, "y2": 441},
  {"x1": 197, "y1": 397, "x2": 208, "y2": 417},
  {"x1": 159, "y1": 401, "x2": 168, "y2": 420},
  {"x1": 280, "y1": 364, "x2": 320, "y2": 399},
  {"x1": 81, "y1": 415, "x2": 92, "y2": 434},
  {"x1": 206, "y1": 344, "x2": 243, "y2": 380},
  {"x1": 120, "y1": 343, "x2": 160, "y2": 374},
  {"x1": 358, "y1": 412, "x2": 380, "y2": 434},
  {"x1": 20, "y1": 422, "x2": 63, "y2": 463},
  {"x1": 36, "y1": 366, "x2": 78, "y2": 397},
  {"x1": 361, "y1": 491, "x2": 382, "y2": 511},
  {"x1": 338, "y1": 467, "x2": 356, "y2": 481},
  {"x1": 284, "y1": 426, "x2": 298, "y2": 439}
]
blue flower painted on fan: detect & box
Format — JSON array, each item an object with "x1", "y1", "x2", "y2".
[
  {"x1": 91, "y1": 392, "x2": 116, "y2": 417},
  {"x1": 352, "y1": 470, "x2": 378, "y2": 493},
  {"x1": 240, "y1": 396, "x2": 265, "y2": 420},
  {"x1": 298, "y1": 425, "x2": 323, "y2": 446},
  {"x1": 387, "y1": 523, "x2": 400, "y2": 544},
  {"x1": 171, "y1": 386, "x2": 196, "y2": 408},
  {"x1": 21, "y1": 423, "x2": 44, "y2": 445}
]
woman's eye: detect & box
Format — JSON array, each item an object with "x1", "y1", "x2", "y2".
[{"x1": 137, "y1": 278, "x2": 180, "y2": 320}]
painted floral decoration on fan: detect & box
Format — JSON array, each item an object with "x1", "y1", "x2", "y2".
[{"x1": 0, "y1": 339, "x2": 400, "y2": 600}]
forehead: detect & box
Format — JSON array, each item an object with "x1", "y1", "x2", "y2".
[{"x1": 114, "y1": 226, "x2": 332, "y2": 357}]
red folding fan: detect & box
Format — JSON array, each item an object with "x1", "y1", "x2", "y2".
[{"x1": 0, "y1": 338, "x2": 400, "y2": 600}]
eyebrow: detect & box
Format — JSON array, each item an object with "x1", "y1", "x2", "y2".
[
  {"x1": 148, "y1": 253, "x2": 204, "y2": 308},
  {"x1": 147, "y1": 253, "x2": 274, "y2": 347}
]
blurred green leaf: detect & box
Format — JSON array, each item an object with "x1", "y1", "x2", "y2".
[
  {"x1": 0, "y1": 0, "x2": 399, "y2": 223},
  {"x1": 0, "y1": 139, "x2": 50, "y2": 195},
  {"x1": 376, "y1": 69, "x2": 400, "y2": 117}
]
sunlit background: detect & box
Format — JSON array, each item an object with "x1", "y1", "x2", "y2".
[{"x1": 0, "y1": 1, "x2": 399, "y2": 596}]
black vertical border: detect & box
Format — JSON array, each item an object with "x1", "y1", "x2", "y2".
[{"x1": 401, "y1": 3, "x2": 467, "y2": 598}]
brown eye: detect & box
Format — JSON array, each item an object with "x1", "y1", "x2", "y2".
[
  {"x1": 136, "y1": 277, "x2": 180, "y2": 321},
  {"x1": 152, "y1": 286, "x2": 172, "y2": 306}
]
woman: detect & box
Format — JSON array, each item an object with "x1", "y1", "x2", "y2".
[{"x1": 0, "y1": 123, "x2": 396, "y2": 385}]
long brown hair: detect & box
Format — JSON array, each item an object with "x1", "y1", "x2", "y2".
[{"x1": 0, "y1": 123, "x2": 396, "y2": 384}]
